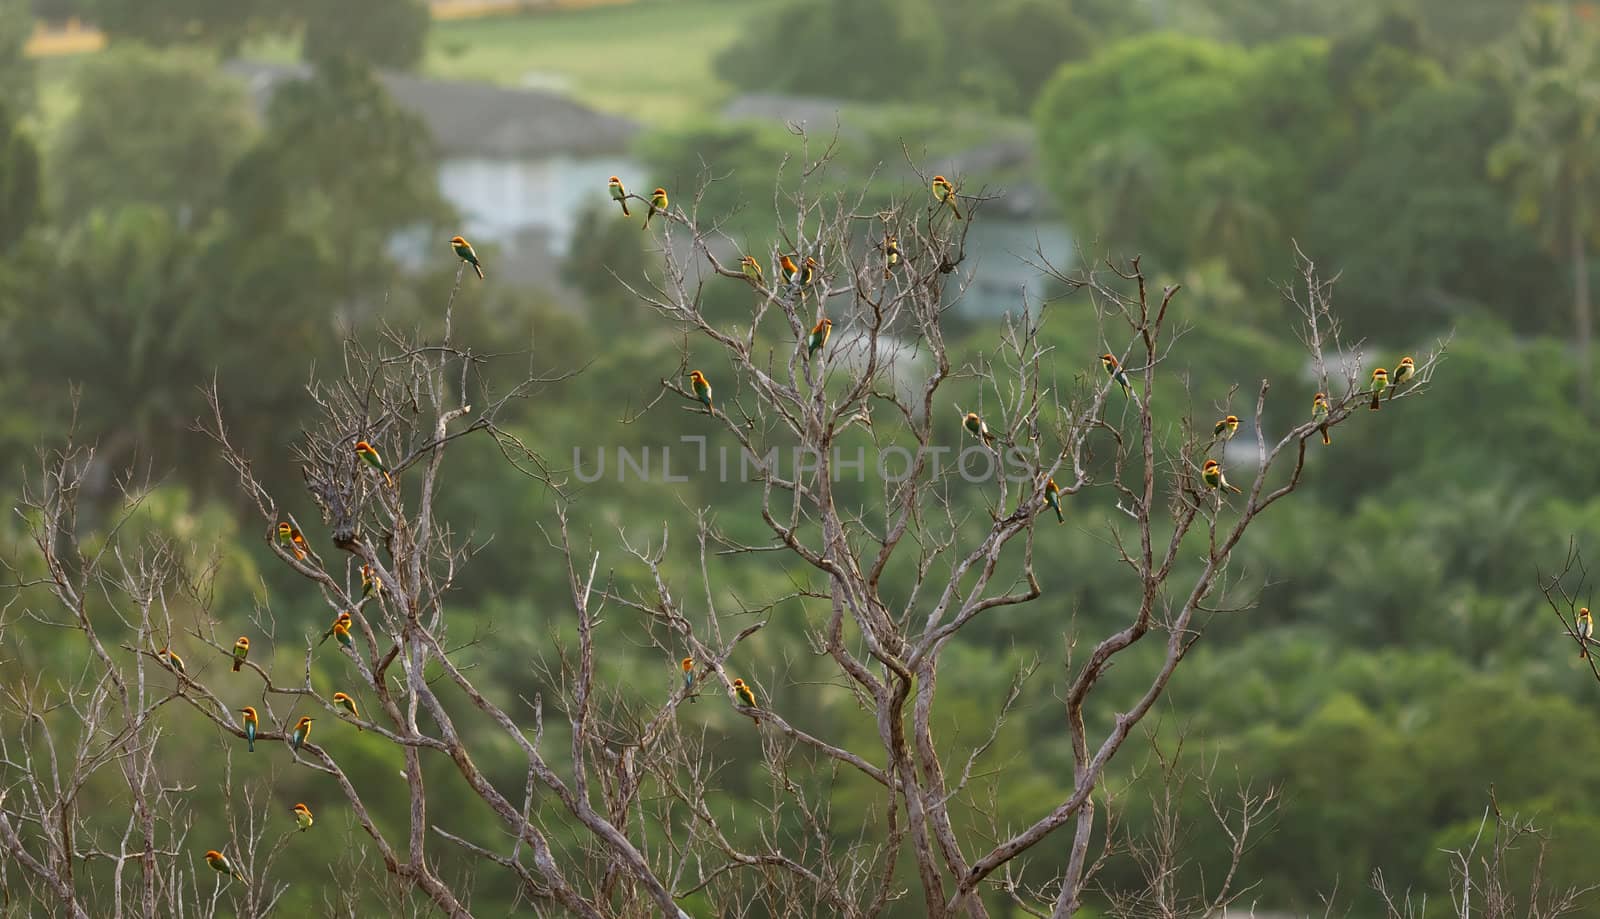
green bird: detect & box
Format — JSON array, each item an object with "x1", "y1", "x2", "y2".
[
  {"x1": 1213, "y1": 415, "x2": 1239, "y2": 443},
  {"x1": 807, "y1": 317, "x2": 832, "y2": 361},
  {"x1": 1202, "y1": 459, "x2": 1241, "y2": 495},
  {"x1": 354, "y1": 440, "x2": 393, "y2": 487},
  {"x1": 643, "y1": 187, "x2": 669, "y2": 230},
  {"x1": 1311, "y1": 392, "x2": 1331, "y2": 446},
  {"x1": 608, "y1": 176, "x2": 630, "y2": 217},
  {"x1": 1368, "y1": 367, "x2": 1388, "y2": 411},
  {"x1": 292, "y1": 803, "x2": 314, "y2": 833},
  {"x1": 160, "y1": 646, "x2": 186, "y2": 675},
  {"x1": 449, "y1": 236, "x2": 484, "y2": 279},
  {"x1": 739, "y1": 255, "x2": 764, "y2": 286},
  {"x1": 731, "y1": 678, "x2": 760, "y2": 725},
  {"x1": 931, "y1": 175, "x2": 962, "y2": 219},
  {"x1": 204, "y1": 849, "x2": 246, "y2": 884},
  {"x1": 962, "y1": 411, "x2": 995, "y2": 448},
  {"x1": 291, "y1": 716, "x2": 313, "y2": 754},
  {"x1": 320, "y1": 611, "x2": 352, "y2": 646},
  {"x1": 1043, "y1": 477, "x2": 1063, "y2": 524},
  {"x1": 1390, "y1": 356, "x2": 1415, "y2": 401},
  {"x1": 688, "y1": 370, "x2": 713, "y2": 412},
  {"x1": 333, "y1": 621, "x2": 354, "y2": 651},
  {"x1": 231, "y1": 636, "x2": 250, "y2": 672},
  {"x1": 240, "y1": 707, "x2": 258, "y2": 753},
  {"x1": 1101, "y1": 353, "x2": 1132, "y2": 398},
  {"x1": 332, "y1": 691, "x2": 362, "y2": 730}
]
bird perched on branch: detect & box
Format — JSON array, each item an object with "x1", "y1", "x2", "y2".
[
  {"x1": 161, "y1": 646, "x2": 185, "y2": 675},
  {"x1": 277, "y1": 522, "x2": 308, "y2": 560},
  {"x1": 332, "y1": 692, "x2": 361, "y2": 729},
  {"x1": 931, "y1": 175, "x2": 962, "y2": 219},
  {"x1": 354, "y1": 440, "x2": 393, "y2": 487},
  {"x1": 807, "y1": 317, "x2": 832, "y2": 361},
  {"x1": 608, "y1": 175, "x2": 629, "y2": 217},
  {"x1": 449, "y1": 236, "x2": 484, "y2": 279},
  {"x1": 1202, "y1": 459, "x2": 1241, "y2": 495},
  {"x1": 731, "y1": 678, "x2": 759, "y2": 725},
  {"x1": 332, "y1": 621, "x2": 354, "y2": 651},
  {"x1": 1044, "y1": 477, "x2": 1064, "y2": 523},
  {"x1": 681, "y1": 657, "x2": 696, "y2": 702},
  {"x1": 1312, "y1": 393, "x2": 1331, "y2": 445},
  {"x1": 232, "y1": 636, "x2": 250, "y2": 672},
  {"x1": 643, "y1": 187, "x2": 668, "y2": 230},
  {"x1": 292, "y1": 803, "x2": 314, "y2": 833},
  {"x1": 1579, "y1": 607, "x2": 1593, "y2": 660},
  {"x1": 688, "y1": 370, "x2": 713, "y2": 413},
  {"x1": 240, "y1": 707, "x2": 258, "y2": 753},
  {"x1": 320, "y1": 611, "x2": 352, "y2": 646},
  {"x1": 291, "y1": 716, "x2": 313, "y2": 754},
  {"x1": 1213, "y1": 415, "x2": 1239, "y2": 443},
  {"x1": 1390, "y1": 356, "x2": 1414, "y2": 400},
  {"x1": 962, "y1": 411, "x2": 995, "y2": 448},
  {"x1": 1101, "y1": 353, "x2": 1132, "y2": 397},
  {"x1": 739, "y1": 255, "x2": 763, "y2": 286},
  {"x1": 1369, "y1": 367, "x2": 1389, "y2": 410},
  {"x1": 361, "y1": 564, "x2": 381, "y2": 599},
  {"x1": 883, "y1": 234, "x2": 901, "y2": 278},
  {"x1": 205, "y1": 849, "x2": 246, "y2": 884},
  {"x1": 778, "y1": 254, "x2": 799, "y2": 287}
]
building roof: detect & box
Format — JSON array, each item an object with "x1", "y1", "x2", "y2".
[{"x1": 224, "y1": 60, "x2": 639, "y2": 158}]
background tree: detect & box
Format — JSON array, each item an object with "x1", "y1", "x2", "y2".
[{"x1": 1489, "y1": 7, "x2": 1600, "y2": 408}]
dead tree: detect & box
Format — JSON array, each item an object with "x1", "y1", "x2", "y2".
[{"x1": 0, "y1": 145, "x2": 1441, "y2": 917}]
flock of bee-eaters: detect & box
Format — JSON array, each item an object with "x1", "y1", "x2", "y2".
[{"x1": 171, "y1": 173, "x2": 1422, "y2": 888}]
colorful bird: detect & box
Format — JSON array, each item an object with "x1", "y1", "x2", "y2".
[
  {"x1": 320, "y1": 611, "x2": 352, "y2": 646},
  {"x1": 1580, "y1": 607, "x2": 1593, "y2": 660},
  {"x1": 449, "y1": 236, "x2": 484, "y2": 280},
  {"x1": 1389, "y1": 356, "x2": 1415, "y2": 400},
  {"x1": 681, "y1": 657, "x2": 696, "y2": 702},
  {"x1": 931, "y1": 175, "x2": 962, "y2": 219},
  {"x1": 232, "y1": 636, "x2": 250, "y2": 672},
  {"x1": 739, "y1": 255, "x2": 764, "y2": 286},
  {"x1": 278, "y1": 522, "x2": 307, "y2": 561},
  {"x1": 333, "y1": 621, "x2": 354, "y2": 652},
  {"x1": 332, "y1": 691, "x2": 362, "y2": 729},
  {"x1": 731, "y1": 678, "x2": 759, "y2": 725},
  {"x1": 240, "y1": 706, "x2": 258, "y2": 753},
  {"x1": 1312, "y1": 393, "x2": 1331, "y2": 446},
  {"x1": 291, "y1": 716, "x2": 313, "y2": 754},
  {"x1": 962, "y1": 411, "x2": 995, "y2": 448},
  {"x1": 807, "y1": 317, "x2": 833, "y2": 361},
  {"x1": 204, "y1": 849, "x2": 245, "y2": 884},
  {"x1": 1044, "y1": 477, "x2": 1064, "y2": 524},
  {"x1": 1369, "y1": 367, "x2": 1389, "y2": 411},
  {"x1": 360, "y1": 564, "x2": 381, "y2": 599},
  {"x1": 354, "y1": 440, "x2": 393, "y2": 487},
  {"x1": 292, "y1": 802, "x2": 314, "y2": 833},
  {"x1": 1101, "y1": 353, "x2": 1131, "y2": 398},
  {"x1": 1213, "y1": 415, "x2": 1239, "y2": 442},
  {"x1": 778, "y1": 254, "x2": 799, "y2": 286},
  {"x1": 160, "y1": 646, "x2": 185, "y2": 675},
  {"x1": 799, "y1": 257, "x2": 817, "y2": 289},
  {"x1": 642, "y1": 187, "x2": 669, "y2": 230},
  {"x1": 1201, "y1": 458, "x2": 1241, "y2": 495},
  {"x1": 883, "y1": 234, "x2": 901, "y2": 278},
  {"x1": 688, "y1": 370, "x2": 713, "y2": 413},
  {"x1": 608, "y1": 176, "x2": 630, "y2": 217}
]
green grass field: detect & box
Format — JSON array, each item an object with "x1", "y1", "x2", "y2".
[{"x1": 426, "y1": 0, "x2": 778, "y2": 125}]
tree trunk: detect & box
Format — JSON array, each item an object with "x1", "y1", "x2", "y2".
[{"x1": 1576, "y1": 215, "x2": 1593, "y2": 412}]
